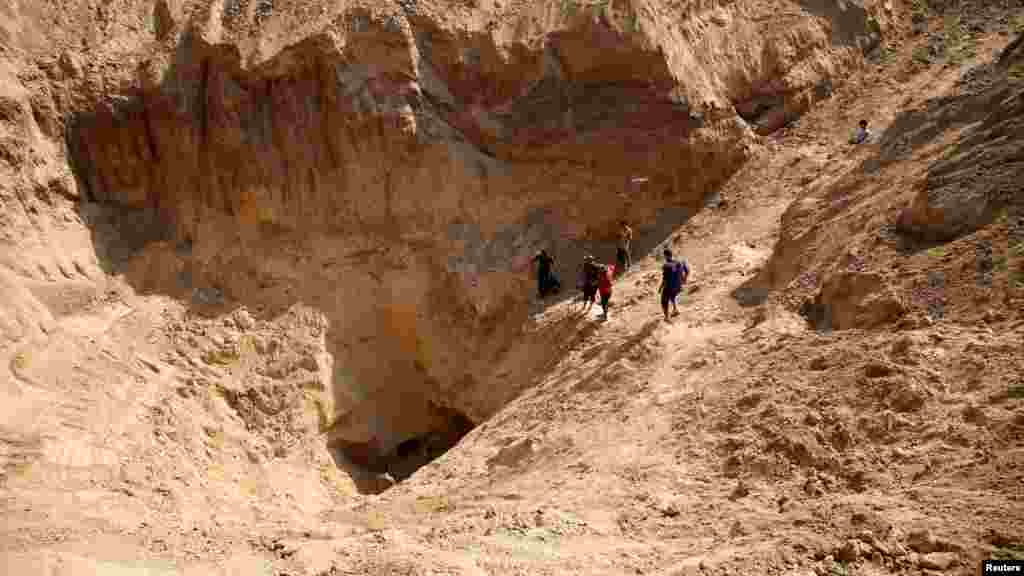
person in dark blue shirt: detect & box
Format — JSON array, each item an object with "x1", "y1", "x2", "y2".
[{"x1": 658, "y1": 248, "x2": 689, "y2": 321}]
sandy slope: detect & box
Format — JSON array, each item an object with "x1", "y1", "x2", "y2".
[{"x1": 332, "y1": 29, "x2": 1024, "y2": 575}]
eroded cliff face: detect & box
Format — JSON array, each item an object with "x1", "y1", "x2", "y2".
[{"x1": 4, "y1": 0, "x2": 890, "y2": 464}]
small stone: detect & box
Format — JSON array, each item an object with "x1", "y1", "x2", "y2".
[
  {"x1": 982, "y1": 309, "x2": 1002, "y2": 324},
  {"x1": 891, "y1": 336, "x2": 913, "y2": 356},
  {"x1": 58, "y1": 52, "x2": 83, "y2": 78},
  {"x1": 919, "y1": 552, "x2": 957, "y2": 570},
  {"x1": 729, "y1": 520, "x2": 747, "y2": 538},
  {"x1": 890, "y1": 384, "x2": 928, "y2": 412},
  {"x1": 298, "y1": 354, "x2": 319, "y2": 372},
  {"x1": 729, "y1": 480, "x2": 750, "y2": 500},
  {"x1": 836, "y1": 539, "x2": 862, "y2": 562},
  {"x1": 864, "y1": 362, "x2": 895, "y2": 378},
  {"x1": 234, "y1": 309, "x2": 256, "y2": 330},
  {"x1": 804, "y1": 476, "x2": 824, "y2": 497},
  {"x1": 660, "y1": 503, "x2": 681, "y2": 518},
  {"x1": 906, "y1": 528, "x2": 939, "y2": 553},
  {"x1": 961, "y1": 404, "x2": 986, "y2": 425}
]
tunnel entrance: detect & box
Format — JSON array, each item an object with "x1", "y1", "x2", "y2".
[{"x1": 327, "y1": 403, "x2": 475, "y2": 494}]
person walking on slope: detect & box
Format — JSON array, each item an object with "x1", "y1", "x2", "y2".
[
  {"x1": 658, "y1": 248, "x2": 689, "y2": 321},
  {"x1": 579, "y1": 255, "x2": 601, "y2": 314},
  {"x1": 616, "y1": 220, "x2": 633, "y2": 275},
  {"x1": 849, "y1": 119, "x2": 872, "y2": 145},
  {"x1": 533, "y1": 249, "x2": 560, "y2": 299},
  {"x1": 598, "y1": 261, "x2": 615, "y2": 320}
]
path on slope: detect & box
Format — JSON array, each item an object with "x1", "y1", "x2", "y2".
[{"x1": 341, "y1": 144, "x2": 821, "y2": 574}]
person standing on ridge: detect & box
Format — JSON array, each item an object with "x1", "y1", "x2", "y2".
[
  {"x1": 616, "y1": 220, "x2": 633, "y2": 275},
  {"x1": 533, "y1": 249, "x2": 559, "y2": 299},
  {"x1": 658, "y1": 248, "x2": 689, "y2": 321},
  {"x1": 598, "y1": 261, "x2": 615, "y2": 320},
  {"x1": 575, "y1": 260, "x2": 589, "y2": 308},
  {"x1": 580, "y1": 255, "x2": 600, "y2": 314}
]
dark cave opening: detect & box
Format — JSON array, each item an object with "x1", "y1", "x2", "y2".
[{"x1": 328, "y1": 403, "x2": 475, "y2": 494}]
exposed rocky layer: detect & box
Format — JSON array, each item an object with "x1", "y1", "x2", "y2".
[
  {"x1": 745, "y1": 31, "x2": 1024, "y2": 334},
  {"x1": 4, "y1": 0, "x2": 890, "y2": 470}
]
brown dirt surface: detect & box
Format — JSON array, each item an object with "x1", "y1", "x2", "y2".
[{"x1": 2, "y1": 0, "x2": 1023, "y2": 574}]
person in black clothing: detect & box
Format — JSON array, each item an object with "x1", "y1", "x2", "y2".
[
  {"x1": 533, "y1": 249, "x2": 560, "y2": 298},
  {"x1": 580, "y1": 255, "x2": 600, "y2": 313},
  {"x1": 616, "y1": 221, "x2": 633, "y2": 275}
]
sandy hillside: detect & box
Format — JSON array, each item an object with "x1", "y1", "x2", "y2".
[{"x1": 2, "y1": 0, "x2": 1023, "y2": 574}]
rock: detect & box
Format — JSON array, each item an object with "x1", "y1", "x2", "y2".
[
  {"x1": 906, "y1": 528, "x2": 939, "y2": 553},
  {"x1": 234, "y1": 309, "x2": 256, "y2": 330},
  {"x1": 961, "y1": 404, "x2": 986, "y2": 425},
  {"x1": 805, "y1": 272, "x2": 908, "y2": 331},
  {"x1": 58, "y1": 52, "x2": 82, "y2": 78},
  {"x1": 890, "y1": 336, "x2": 914, "y2": 356},
  {"x1": 659, "y1": 502, "x2": 681, "y2": 518},
  {"x1": 918, "y1": 552, "x2": 957, "y2": 570},
  {"x1": 836, "y1": 540, "x2": 862, "y2": 562},
  {"x1": 729, "y1": 480, "x2": 750, "y2": 500},
  {"x1": 252, "y1": 337, "x2": 269, "y2": 355},
  {"x1": 986, "y1": 528, "x2": 1017, "y2": 548},
  {"x1": 486, "y1": 438, "x2": 535, "y2": 469},
  {"x1": 871, "y1": 539, "x2": 891, "y2": 556},
  {"x1": 907, "y1": 552, "x2": 920, "y2": 567},
  {"x1": 890, "y1": 446, "x2": 909, "y2": 460},
  {"x1": 865, "y1": 362, "x2": 896, "y2": 378},
  {"x1": 890, "y1": 541, "x2": 908, "y2": 557},
  {"x1": 192, "y1": 287, "x2": 225, "y2": 306},
  {"x1": 894, "y1": 85, "x2": 1023, "y2": 243},
  {"x1": 803, "y1": 475, "x2": 824, "y2": 497},
  {"x1": 729, "y1": 520, "x2": 747, "y2": 538},
  {"x1": 298, "y1": 354, "x2": 319, "y2": 372},
  {"x1": 889, "y1": 383, "x2": 928, "y2": 412}
]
